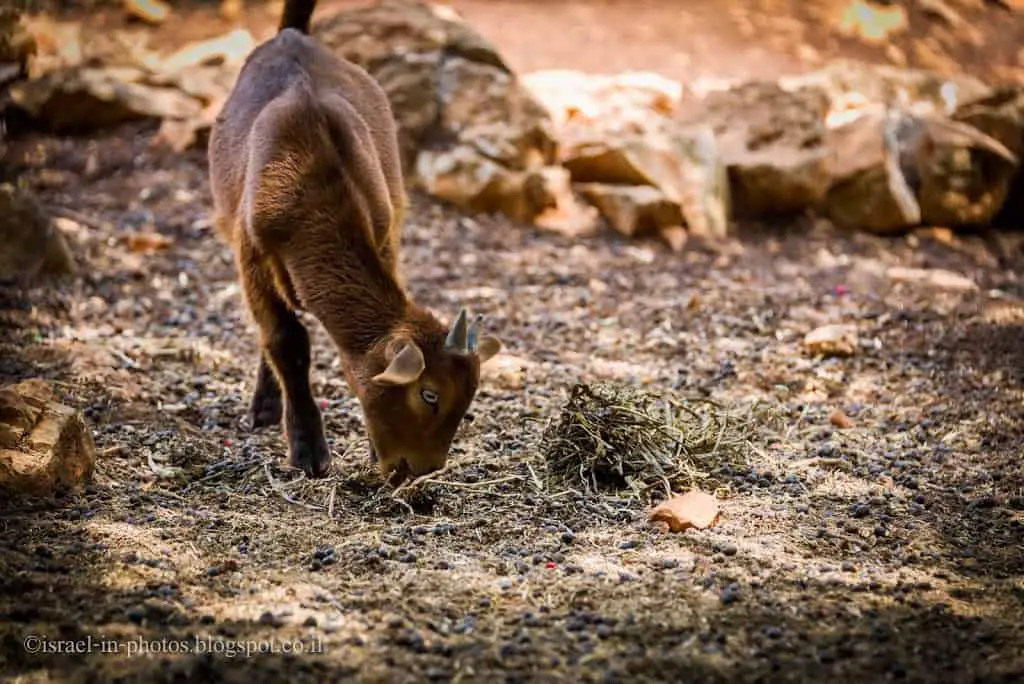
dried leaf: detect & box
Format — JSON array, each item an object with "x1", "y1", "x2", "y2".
[
  {"x1": 648, "y1": 489, "x2": 721, "y2": 532},
  {"x1": 125, "y1": 232, "x2": 173, "y2": 253}
]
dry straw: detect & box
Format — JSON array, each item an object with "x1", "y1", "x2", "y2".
[{"x1": 539, "y1": 382, "x2": 772, "y2": 500}]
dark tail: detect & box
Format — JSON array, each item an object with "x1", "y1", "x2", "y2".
[{"x1": 278, "y1": 0, "x2": 317, "y2": 33}]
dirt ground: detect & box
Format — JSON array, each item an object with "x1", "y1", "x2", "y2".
[{"x1": 2, "y1": 1, "x2": 1024, "y2": 683}]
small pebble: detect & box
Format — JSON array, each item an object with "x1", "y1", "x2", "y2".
[{"x1": 720, "y1": 584, "x2": 741, "y2": 605}]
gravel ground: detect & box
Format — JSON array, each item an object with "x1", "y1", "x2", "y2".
[
  {"x1": 2, "y1": 1, "x2": 1024, "y2": 681},
  {"x1": 1, "y1": 117, "x2": 1023, "y2": 683}
]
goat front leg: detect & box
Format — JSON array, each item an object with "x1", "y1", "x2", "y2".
[{"x1": 239, "y1": 251, "x2": 331, "y2": 478}]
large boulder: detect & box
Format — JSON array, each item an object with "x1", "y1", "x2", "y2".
[
  {"x1": 8, "y1": 66, "x2": 203, "y2": 134},
  {"x1": 824, "y1": 106, "x2": 1018, "y2": 232},
  {"x1": 9, "y1": 27, "x2": 253, "y2": 148},
  {"x1": 558, "y1": 126, "x2": 729, "y2": 240},
  {"x1": 824, "y1": 109, "x2": 922, "y2": 233},
  {"x1": 912, "y1": 116, "x2": 1018, "y2": 227},
  {"x1": 954, "y1": 86, "x2": 1024, "y2": 228},
  {"x1": 314, "y1": 0, "x2": 569, "y2": 224},
  {"x1": 0, "y1": 183, "x2": 75, "y2": 281},
  {"x1": 415, "y1": 147, "x2": 567, "y2": 222},
  {"x1": 523, "y1": 70, "x2": 728, "y2": 240},
  {"x1": 575, "y1": 183, "x2": 683, "y2": 240},
  {"x1": 954, "y1": 86, "x2": 1024, "y2": 159},
  {"x1": 680, "y1": 81, "x2": 832, "y2": 219},
  {"x1": 0, "y1": 379, "x2": 96, "y2": 497},
  {"x1": 780, "y1": 59, "x2": 992, "y2": 123},
  {"x1": 522, "y1": 69, "x2": 682, "y2": 134}
]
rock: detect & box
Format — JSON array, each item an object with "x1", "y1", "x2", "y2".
[
  {"x1": 314, "y1": 0, "x2": 559, "y2": 223},
  {"x1": 955, "y1": 87, "x2": 1024, "y2": 158},
  {"x1": 661, "y1": 225, "x2": 688, "y2": 253},
  {"x1": 911, "y1": 116, "x2": 1018, "y2": 227},
  {"x1": 0, "y1": 379, "x2": 96, "y2": 496},
  {"x1": 522, "y1": 69, "x2": 682, "y2": 132},
  {"x1": 481, "y1": 354, "x2": 531, "y2": 390},
  {"x1": 803, "y1": 324, "x2": 858, "y2": 358},
  {"x1": 8, "y1": 26, "x2": 251, "y2": 146},
  {"x1": 782, "y1": 59, "x2": 991, "y2": 125},
  {"x1": 575, "y1": 183, "x2": 683, "y2": 239},
  {"x1": 824, "y1": 109, "x2": 922, "y2": 233},
  {"x1": 953, "y1": 86, "x2": 1024, "y2": 227},
  {"x1": 146, "y1": 29, "x2": 255, "y2": 151},
  {"x1": 0, "y1": 183, "x2": 75, "y2": 281},
  {"x1": 829, "y1": 409, "x2": 855, "y2": 430},
  {"x1": 416, "y1": 146, "x2": 568, "y2": 223},
  {"x1": 562, "y1": 126, "x2": 729, "y2": 238},
  {"x1": 9, "y1": 66, "x2": 203, "y2": 134},
  {"x1": 825, "y1": 104, "x2": 1017, "y2": 231},
  {"x1": 151, "y1": 102, "x2": 219, "y2": 153},
  {"x1": 155, "y1": 28, "x2": 255, "y2": 81},
  {"x1": 532, "y1": 193, "x2": 602, "y2": 238},
  {"x1": 648, "y1": 490, "x2": 721, "y2": 532},
  {"x1": 124, "y1": 0, "x2": 170, "y2": 25},
  {"x1": 682, "y1": 81, "x2": 831, "y2": 218},
  {"x1": 833, "y1": 0, "x2": 908, "y2": 44},
  {"x1": 674, "y1": 125, "x2": 731, "y2": 239},
  {"x1": 439, "y1": 57, "x2": 557, "y2": 171},
  {"x1": 885, "y1": 266, "x2": 978, "y2": 292}
]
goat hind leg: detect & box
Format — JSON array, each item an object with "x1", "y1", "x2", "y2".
[{"x1": 246, "y1": 354, "x2": 283, "y2": 429}]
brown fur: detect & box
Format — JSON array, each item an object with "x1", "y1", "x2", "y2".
[{"x1": 207, "y1": 0, "x2": 500, "y2": 480}]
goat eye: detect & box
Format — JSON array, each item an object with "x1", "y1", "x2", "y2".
[{"x1": 420, "y1": 389, "x2": 439, "y2": 406}]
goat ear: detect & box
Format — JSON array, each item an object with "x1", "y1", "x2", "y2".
[
  {"x1": 476, "y1": 335, "x2": 501, "y2": 365},
  {"x1": 372, "y1": 341, "x2": 425, "y2": 386}
]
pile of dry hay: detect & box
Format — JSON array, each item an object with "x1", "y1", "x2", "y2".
[{"x1": 540, "y1": 382, "x2": 773, "y2": 499}]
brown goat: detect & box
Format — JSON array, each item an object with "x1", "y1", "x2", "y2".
[{"x1": 207, "y1": 0, "x2": 501, "y2": 481}]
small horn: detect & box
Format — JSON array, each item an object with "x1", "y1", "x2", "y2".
[
  {"x1": 467, "y1": 313, "x2": 483, "y2": 352},
  {"x1": 445, "y1": 308, "x2": 469, "y2": 352}
]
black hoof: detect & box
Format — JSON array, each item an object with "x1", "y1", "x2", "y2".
[
  {"x1": 247, "y1": 390, "x2": 283, "y2": 429},
  {"x1": 287, "y1": 431, "x2": 332, "y2": 478}
]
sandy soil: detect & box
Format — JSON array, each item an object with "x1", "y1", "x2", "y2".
[{"x1": 2, "y1": 1, "x2": 1024, "y2": 683}]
